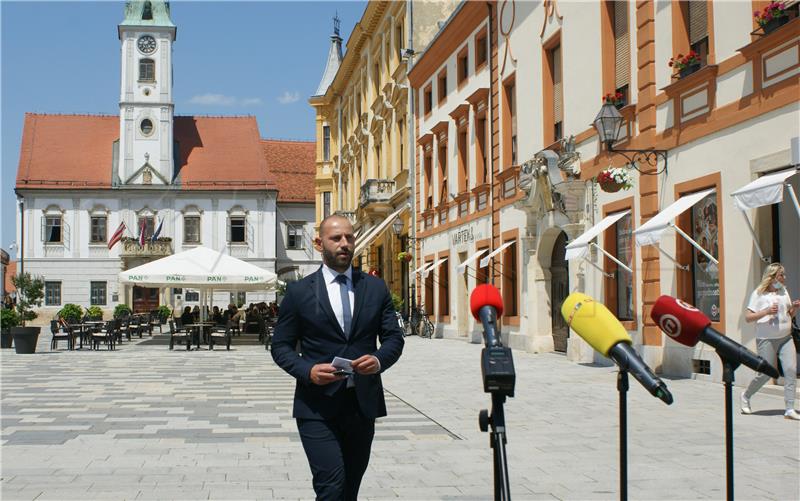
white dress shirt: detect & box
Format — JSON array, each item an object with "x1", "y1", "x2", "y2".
[{"x1": 321, "y1": 264, "x2": 354, "y2": 333}]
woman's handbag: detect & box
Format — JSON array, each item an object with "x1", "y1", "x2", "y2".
[{"x1": 792, "y1": 316, "x2": 800, "y2": 352}]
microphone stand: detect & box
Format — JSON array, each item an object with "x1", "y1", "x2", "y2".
[
  {"x1": 480, "y1": 394, "x2": 511, "y2": 501},
  {"x1": 617, "y1": 369, "x2": 629, "y2": 501},
  {"x1": 719, "y1": 357, "x2": 739, "y2": 501}
]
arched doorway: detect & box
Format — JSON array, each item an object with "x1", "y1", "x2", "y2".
[{"x1": 550, "y1": 231, "x2": 569, "y2": 352}]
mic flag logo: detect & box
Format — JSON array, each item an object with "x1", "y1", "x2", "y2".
[
  {"x1": 675, "y1": 298, "x2": 700, "y2": 312},
  {"x1": 659, "y1": 314, "x2": 681, "y2": 338}
]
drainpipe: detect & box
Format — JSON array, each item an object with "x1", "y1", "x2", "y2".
[
  {"x1": 337, "y1": 94, "x2": 343, "y2": 211},
  {"x1": 486, "y1": 2, "x2": 496, "y2": 282},
  {"x1": 407, "y1": 0, "x2": 416, "y2": 312}
]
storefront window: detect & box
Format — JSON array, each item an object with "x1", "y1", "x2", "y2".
[
  {"x1": 616, "y1": 213, "x2": 634, "y2": 320},
  {"x1": 691, "y1": 193, "x2": 720, "y2": 322}
]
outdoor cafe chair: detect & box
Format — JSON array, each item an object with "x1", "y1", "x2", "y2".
[
  {"x1": 50, "y1": 320, "x2": 75, "y2": 351},
  {"x1": 91, "y1": 321, "x2": 116, "y2": 351},
  {"x1": 149, "y1": 311, "x2": 163, "y2": 334},
  {"x1": 168, "y1": 320, "x2": 191, "y2": 350},
  {"x1": 208, "y1": 321, "x2": 232, "y2": 350}
]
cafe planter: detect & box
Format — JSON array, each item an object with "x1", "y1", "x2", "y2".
[{"x1": 11, "y1": 326, "x2": 41, "y2": 354}]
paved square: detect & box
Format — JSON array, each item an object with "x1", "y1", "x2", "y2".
[{"x1": 1, "y1": 333, "x2": 798, "y2": 499}]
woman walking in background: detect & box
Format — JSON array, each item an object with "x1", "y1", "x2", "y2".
[{"x1": 741, "y1": 263, "x2": 800, "y2": 420}]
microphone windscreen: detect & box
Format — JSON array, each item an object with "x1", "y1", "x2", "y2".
[
  {"x1": 650, "y1": 295, "x2": 708, "y2": 347},
  {"x1": 560, "y1": 292, "x2": 631, "y2": 356},
  {"x1": 470, "y1": 284, "x2": 504, "y2": 320}
]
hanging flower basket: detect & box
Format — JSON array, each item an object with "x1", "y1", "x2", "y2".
[
  {"x1": 597, "y1": 167, "x2": 633, "y2": 193},
  {"x1": 397, "y1": 251, "x2": 413, "y2": 263}
]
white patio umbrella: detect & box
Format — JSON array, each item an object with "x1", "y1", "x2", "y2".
[{"x1": 119, "y1": 246, "x2": 277, "y2": 290}]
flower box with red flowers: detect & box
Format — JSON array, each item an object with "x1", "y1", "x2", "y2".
[
  {"x1": 669, "y1": 50, "x2": 701, "y2": 78},
  {"x1": 755, "y1": 2, "x2": 789, "y2": 34}
]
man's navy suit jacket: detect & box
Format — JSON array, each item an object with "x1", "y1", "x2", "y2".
[{"x1": 271, "y1": 267, "x2": 404, "y2": 420}]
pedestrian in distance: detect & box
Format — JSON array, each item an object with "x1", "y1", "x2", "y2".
[
  {"x1": 271, "y1": 214, "x2": 404, "y2": 500},
  {"x1": 741, "y1": 262, "x2": 800, "y2": 420}
]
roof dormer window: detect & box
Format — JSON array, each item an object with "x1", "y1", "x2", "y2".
[{"x1": 142, "y1": 1, "x2": 153, "y2": 20}]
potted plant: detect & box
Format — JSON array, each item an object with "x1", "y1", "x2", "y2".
[
  {"x1": 10, "y1": 273, "x2": 45, "y2": 354},
  {"x1": 397, "y1": 251, "x2": 413, "y2": 263},
  {"x1": 597, "y1": 167, "x2": 633, "y2": 193},
  {"x1": 390, "y1": 292, "x2": 404, "y2": 313},
  {"x1": 603, "y1": 91, "x2": 625, "y2": 109},
  {"x1": 1, "y1": 308, "x2": 20, "y2": 348},
  {"x1": 114, "y1": 304, "x2": 132, "y2": 319},
  {"x1": 755, "y1": 2, "x2": 789, "y2": 34},
  {"x1": 57, "y1": 304, "x2": 83, "y2": 324},
  {"x1": 156, "y1": 305, "x2": 172, "y2": 322},
  {"x1": 669, "y1": 50, "x2": 701, "y2": 78},
  {"x1": 86, "y1": 306, "x2": 103, "y2": 320}
]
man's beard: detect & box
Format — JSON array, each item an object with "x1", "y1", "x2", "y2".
[{"x1": 323, "y1": 248, "x2": 352, "y2": 269}]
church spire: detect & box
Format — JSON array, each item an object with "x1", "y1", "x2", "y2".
[
  {"x1": 314, "y1": 14, "x2": 344, "y2": 97},
  {"x1": 120, "y1": 1, "x2": 175, "y2": 29}
]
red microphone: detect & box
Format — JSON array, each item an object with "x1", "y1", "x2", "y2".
[
  {"x1": 470, "y1": 284, "x2": 504, "y2": 347},
  {"x1": 651, "y1": 295, "x2": 778, "y2": 378}
]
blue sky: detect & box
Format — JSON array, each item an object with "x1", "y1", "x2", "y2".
[{"x1": 1, "y1": 0, "x2": 366, "y2": 252}]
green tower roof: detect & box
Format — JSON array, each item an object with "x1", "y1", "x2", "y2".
[{"x1": 120, "y1": 1, "x2": 175, "y2": 28}]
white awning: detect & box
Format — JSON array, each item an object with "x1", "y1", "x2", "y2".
[
  {"x1": 353, "y1": 204, "x2": 409, "y2": 257},
  {"x1": 423, "y1": 257, "x2": 448, "y2": 278},
  {"x1": 479, "y1": 241, "x2": 515, "y2": 268},
  {"x1": 634, "y1": 188, "x2": 715, "y2": 247},
  {"x1": 731, "y1": 168, "x2": 798, "y2": 210},
  {"x1": 411, "y1": 262, "x2": 429, "y2": 275},
  {"x1": 565, "y1": 210, "x2": 630, "y2": 261},
  {"x1": 456, "y1": 249, "x2": 488, "y2": 273}
]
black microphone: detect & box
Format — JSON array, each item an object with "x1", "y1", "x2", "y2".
[
  {"x1": 470, "y1": 284, "x2": 504, "y2": 347},
  {"x1": 652, "y1": 296, "x2": 779, "y2": 378}
]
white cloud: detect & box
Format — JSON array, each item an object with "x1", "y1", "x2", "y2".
[
  {"x1": 277, "y1": 91, "x2": 300, "y2": 104},
  {"x1": 188, "y1": 93, "x2": 262, "y2": 107}
]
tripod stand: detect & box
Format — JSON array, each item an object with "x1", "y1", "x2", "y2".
[{"x1": 479, "y1": 392, "x2": 512, "y2": 501}]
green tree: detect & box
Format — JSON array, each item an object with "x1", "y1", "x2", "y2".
[{"x1": 11, "y1": 273, "x2": 45, "y2": 325}]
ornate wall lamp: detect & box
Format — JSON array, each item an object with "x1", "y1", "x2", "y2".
[{"x1": 593, "y1": 102, "x2": 668, "y2": 176}]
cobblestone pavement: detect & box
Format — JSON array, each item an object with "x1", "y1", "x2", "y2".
[{"x1": 1, "y1": 332, "x2": 798, "y2": 500}]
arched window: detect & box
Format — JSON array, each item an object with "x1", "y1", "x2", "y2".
[
  {"x1": 142, "y1": 1, "x2": 153, "y2": 20},
  {"x1": 139, "y1": 59, "x2": 155, "y2": 82}
]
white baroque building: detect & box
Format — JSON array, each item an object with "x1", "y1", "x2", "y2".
[{"x1": 13, "y1": 1, "x2": 319, "y2": 317}]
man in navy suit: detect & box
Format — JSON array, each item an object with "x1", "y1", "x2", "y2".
[{"x1": 271, "y1": 214, "x2": 404, "y2": 500}]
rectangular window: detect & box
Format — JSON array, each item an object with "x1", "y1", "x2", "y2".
[
  {"x1": 395, "y1": 23, "x2": 404, "y2": 60},
  {"x1": 185, "y1": 290, "x2": 199, "y2": 302},
  {"x1": 137, "y1": 216, "x2": 155, "y2": 239},
  {"x1": 503, "y1": 177, "x2": 516, "y2": 198},
  {"x1": 376, "y1": 245, "x2": 384, "y2": 278},
  {"x1": 90, "y1": 281, "x2": 107, "y2": 306},
  {"x1": 424, "y1": 85, "x2": 433, "y2": 115},
  {"x1": 457, "y1": 47, "x2": 469, "y2": 85},
  {"x1": 45, "y1": 281, "x2": 61, "y2": 306},
  {"x1": 323, "y1": 125, "x2": 331, "y2": 161},
  {"x1": 90, "y1": 216, "x2": 107, "y2": 244},
  {"x1": 475, "y1": 29, "x2": 488, "y2": 69},
  {"x1": 323, "y1": 191, "x2": 332, "y2": 219},
  {"x1": 502, "y1": 241, "x2": 518, "y2": 317},
  {"x1": 457, "y1": 129, "x2": 468, "y2": 193},
  {"x1": 398, "y1": 119, "x2": 405, "y2": 172},
  {"x1": 229, "y1": 216, "x2": 246, "y2": 243},
  {"x1": 437, "y1": 70, "x2": 447, "y2": 104},
  {"x1": 552, "y1": 45, "x2": 563, "y2": 141},
  {"x1": 438, "y1": 260, "x2": 449, "y2": 317},
  {"x1": 476, "y1": 246, "x2": 490, "y2": 284},
  {"x1": 690, "y1": 192, "x2": 719, "y2": 322},
  {"x1": 139, "y1": 59, "x2": 155, "y2": 82},
  {"x1": 615, "y1": 213, "x2": 634, "y2": 320},
  {"x1": 687, "y1": 0, "x2": 708, "y2": 67},
  {"x1": 287, "y1": 222, "x2": 305, "y2": 250},
  {"x1": 425, "y1": 153, "x2": 434, "y2": 209},
  {"x1": 613, "y1": 1, "x2": 630, "y2": 102},
  {"x1": 424, "y1": 265, "x2": 435, "y2": 316},
  {"x1": 476, "y1": 117, "x2": 487, "y2": 185},
  {"x1": 502, "y1": 77, "x2": 517, "y2": 168},
  {"x1": 184, "y1": 216, "x2": 201, "y2": 244},
  {"x1": 438, "y1": 143, "x2": 448, "y2": 206},
  {"x1": 44, "y1": 216, "x2": 62, "y2": 243}
]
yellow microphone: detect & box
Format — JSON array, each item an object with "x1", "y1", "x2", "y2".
[{"x1": 561, "y1": 293, "x2": 673, "y2": 404}]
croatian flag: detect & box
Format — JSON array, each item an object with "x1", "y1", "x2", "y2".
[
  {"x1": 107, "y1": 221, "x2": 126, "y2": 250},
  {"x1": 138, "y1": 219, "x2": 147, "y2": 247},
  {"x1": 151, "y1": 219, "x2": 164, "y2": 243}
]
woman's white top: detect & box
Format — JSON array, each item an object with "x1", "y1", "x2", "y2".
[{"x1": 747, "y1": 289, "x2": 792, "y2": 339}]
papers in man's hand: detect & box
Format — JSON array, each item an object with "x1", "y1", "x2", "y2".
[{"x1": 332, "y1": 356, "x2": 354, "y2": 374}]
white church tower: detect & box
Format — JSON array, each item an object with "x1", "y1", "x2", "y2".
[{"x1": 117, "y1": 0, "x2": 176, "y2": 186}]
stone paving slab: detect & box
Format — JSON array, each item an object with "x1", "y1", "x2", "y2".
[{"x1": 1, "y1": 332, "x2": 798, "y2": 500}]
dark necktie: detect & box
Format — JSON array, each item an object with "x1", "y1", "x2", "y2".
[{"x1": 334, "y1": 274, "x2": 352, "y2": 337}]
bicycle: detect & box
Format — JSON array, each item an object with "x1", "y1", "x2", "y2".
[{"x1": 407, "y1": 305, "x2": 435, "y2": 338}]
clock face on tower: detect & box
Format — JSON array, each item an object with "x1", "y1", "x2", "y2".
[{"x1": 137, "y1": 35, "x2": 157, "y2": 54}]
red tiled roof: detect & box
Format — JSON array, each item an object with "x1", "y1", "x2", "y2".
[
  {"x1": 262, "y1": 139, "x2": 316, "y2": 203},
  {"x1": 15, "y1": 113, "x2": 275, "y2": 191},
  {"x1": 4, "y1": 261, "x2": 16, "y2": 294}
]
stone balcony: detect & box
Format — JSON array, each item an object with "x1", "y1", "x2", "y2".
[
  {"x1": 119, "y1": 238, "x2": 173, "y2": 258},
  {"x1": 359, "y1": 179, "x2": 395, "y2": 212}
]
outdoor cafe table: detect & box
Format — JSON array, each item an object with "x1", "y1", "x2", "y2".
[
  {"x1": 72, "y1": 321, "x2": 105, "y2": 349},
  {"x1": 182, "y1": 322, "x2": 216, "y2": 350}
]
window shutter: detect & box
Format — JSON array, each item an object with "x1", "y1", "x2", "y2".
[
  {"x1": 226, "y1": 217, "x2": 231, "y2": 242},
  {"x1": 688, "y1": 1, "x2": 708, "y2": 45},
  {"x1": 553, "y1": 46, "x2": 563, "y2": 123},
  {"x1": 614, "y1": 1, "x2": 630, "y2": 88},
  {"x1": 41, "y1": 216, "x2": 46, "y2": 242}
]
